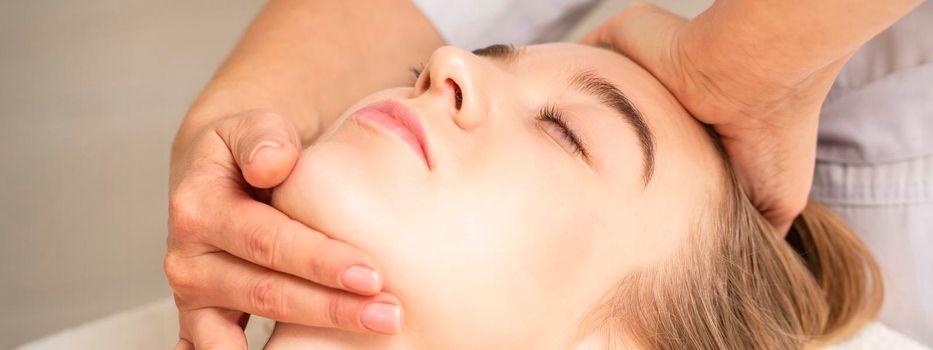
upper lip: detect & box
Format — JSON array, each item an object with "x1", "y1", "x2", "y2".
[{"x1": 354, "y1": 99, "x2": 431, "y2": 168}]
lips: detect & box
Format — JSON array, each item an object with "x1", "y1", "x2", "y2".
[{"x1": 354, "y1": 100, "x2": 430, "y2": 168}]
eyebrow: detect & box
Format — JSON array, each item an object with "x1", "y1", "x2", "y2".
[
  {"x1": 472, "y1": 44, "x2": 656, "y2": 185},
  {"x1": 471, "y1": 44, "x2": 524, "y2": 63},
  {"x1": 568, "y1": 70, "x2": 655, "y2": 184}
]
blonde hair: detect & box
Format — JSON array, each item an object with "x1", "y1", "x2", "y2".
[{"x1": 578, "y1": 129, "x2": 883, "y2": 349}]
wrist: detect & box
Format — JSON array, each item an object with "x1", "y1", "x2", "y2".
[{"x1": 674, "y1": 23, "x2": 845, "y2": 128}]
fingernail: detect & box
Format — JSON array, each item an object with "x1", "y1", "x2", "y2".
[
  {"x1": 248, "y1": 140, "x2": 282, "y2": 164},
  {"x1": 341, "y1": 265, "x2": 381, "y2": 294},
  {"x1": 361, "y1": 302, "x2": 402, "y2": 334}
]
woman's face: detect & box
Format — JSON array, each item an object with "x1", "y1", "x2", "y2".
[{"x1": 271, "y1": 43, "x2": 722, "y2": 348}]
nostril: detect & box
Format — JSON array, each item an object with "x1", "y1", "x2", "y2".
[
  {"x1": 420, "y1": 72, "x2": 431, "y2": 92},
  {"x1": 446, "y1": 78, "x2": 463, "y2": 110}
]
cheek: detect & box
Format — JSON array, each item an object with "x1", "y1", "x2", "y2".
[{"x1": 382, "y1": 141, "x2": 603, "y2": 337}]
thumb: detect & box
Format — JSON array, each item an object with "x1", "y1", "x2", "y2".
[
  {"x1": 580, "y1": 2, "x2": 689, "y2": 85},
  {"x1": 221, "y1": 110, "x2": 302, "y2": 189}
]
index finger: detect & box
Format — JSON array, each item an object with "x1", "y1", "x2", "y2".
[{"x1": 209, "y1": 190, "x2": 384, "y2": 295}]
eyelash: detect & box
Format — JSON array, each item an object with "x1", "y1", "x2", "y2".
[
  {"x1": 537, "y1": 105, "x2": 588, "y2": 159},
  {"x1": 409, "y1": 64, "x2": 425, "y2": 84}
]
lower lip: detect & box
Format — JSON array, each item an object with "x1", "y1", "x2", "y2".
[{"x1": 355, "y1": 104, "x2": 428, "y2": 165}]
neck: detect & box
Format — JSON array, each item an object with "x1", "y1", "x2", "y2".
[
  {"x1": 263, "y1": 323, "x2": 623, "y2": 350},
  {"x1": 264, "y1": 323, "x2": 416, "y2": 350}
]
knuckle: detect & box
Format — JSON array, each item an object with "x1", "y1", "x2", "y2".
[
  {"x1": 250, "y1": 275, "x2": 287, "y2": 320},
  {"x1": 327, "y1": 292, "x2": 352, "y2": 328},
  {"x1": 164, "y1": 254, "x2": 197, "y2": 296},
  {"x1": 172, "y1": 293, "x2": 191, "y2": 310},
  {"x1": 303, "y1": 236, "x2": 330, "y2": 281},
  {"x1": 246, "y1": 222, "x2": 281, "y2": 268},
  {"x1": 173, "y1": 294, "x2": 201, "y2": 315},
  {"x1": 168, "y1": 186, "x2": 201, "y2": 239}
]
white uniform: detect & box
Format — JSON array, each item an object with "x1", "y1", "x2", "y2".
[
  {"x1": 411, "y1": 0, "x2": 933, "y2": 345},
  {"x1": 812, "y1": 1, "x2": 933, "y2": 344}
]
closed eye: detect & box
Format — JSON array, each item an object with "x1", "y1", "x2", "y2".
[
  {"x1": 536, "y1": 104, "x2": 589, "y2": 159},
  {"x1": 409, "y1": 64, "x2": 425, "y2": 84}
]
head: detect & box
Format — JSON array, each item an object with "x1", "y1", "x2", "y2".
[{"x1": 269, "y1": 43, "x2": 880, "y2": 349}]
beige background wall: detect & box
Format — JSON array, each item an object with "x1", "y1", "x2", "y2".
[
  {"x1": 0, "y1": 1, "x2": 265, "y2": 347},
  {"x1": 0, "y1": 0, "x2": 709, "y2": 348}
]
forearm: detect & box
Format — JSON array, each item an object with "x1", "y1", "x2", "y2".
[
  {"x1": 173, "y1": 0, "x2": 443, "y2": 160},
  {"x1": 689, "y1": 0, "x2": 922, "y2": 84}
]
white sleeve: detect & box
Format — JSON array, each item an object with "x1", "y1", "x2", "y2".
[{"x1": 410, "y1": 0, "x2": 600, "y2": 49}]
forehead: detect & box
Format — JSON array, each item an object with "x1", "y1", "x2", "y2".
[
  {"x1": 521, "y1": 43, "x2": 624, "y2": 65},
  {"x1": 513, "y1": 43, "x2": 643, "y2": 80}
]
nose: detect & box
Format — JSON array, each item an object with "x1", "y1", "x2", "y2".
[{"x1": 415, "y1": 46, "x2": 490, "y2": 131}]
